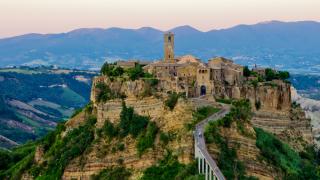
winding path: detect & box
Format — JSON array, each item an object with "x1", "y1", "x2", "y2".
[{"x1": 194, "y1": 103, "x2": 230, "y2": 180}]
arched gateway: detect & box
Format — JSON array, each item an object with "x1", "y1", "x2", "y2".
[{"x1": 200, "y1": 85, "x2": 206, "y2": 96}]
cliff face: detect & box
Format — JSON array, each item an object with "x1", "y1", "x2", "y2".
[
  {"x1": 207, "y1": 122, "x2": 281, "y2": 179},
  {"x1": 240, "y1": 80, "x2": 292, "y2": 113},
  {"x1": 62, "y1": 96, "x2": 197, "y2": 179},
  {"x1": 291, "y1": 87, "x2": 320, "y2": 147},
  {"x1": 90, "y1": 76, "x2": 150, "y2": 105},
  {"x1": 24, "y1": 75, "x2": 313, "y2": 180}
]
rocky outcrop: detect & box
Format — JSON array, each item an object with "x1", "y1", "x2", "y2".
[
  {"x1": 62, "y1": 97, "x2": 197, "y2": 180},
  {"x1": 240, "y1": 80, "x2": 291, "y2": 113},
  {"x1": 90, "y1": 76, "x2": 152, "y2": 105},
  {"x1": 252, "y1": 109, "x2": 313, "y2": 151},
  {"x1": 207, "y1": 122, "x2": 281, "y2": 179},
  {"x1": 291, "y1": 87, "x2": 320, "y2": 147}
]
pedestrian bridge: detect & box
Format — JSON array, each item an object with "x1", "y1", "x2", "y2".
[{"x1": 194, "y1": 106, "x2": 229, "y2": 180}]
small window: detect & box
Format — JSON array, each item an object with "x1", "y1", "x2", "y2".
[{"x1": 168, "y1": 36, "x2": 171, "y2": 42}]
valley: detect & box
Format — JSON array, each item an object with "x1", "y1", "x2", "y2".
[{"x1": 0, "y1": 66, "x2": 97, "y2": 148}]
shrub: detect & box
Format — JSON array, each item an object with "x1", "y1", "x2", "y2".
[
  {"x1": 0, "y1": 141, "x2": 37, "y2": 179},
  {"x1": 127, "y1": 64, "x2": 145, "y2": 81},
  {"x1": 265, "y1": 68, "x2": 290, "y2": 81},
  {"x1": 96, "y1": 82, "x2": 125, "y2": 102},
  {"x1": 216, "y1": 98, "x2": 233, "y2": 104},
  {"x1": 141, "y1": 152, "x2": 199, "y2": 180},
  {"x1": 160, "y1": 132, "x2": 170, "y2": 145},
  {"x1": 91, "y1": 166, "x2": 131, "y2": 180},
  {"x1": 117, "y1": 143, "x2": 125, "y2": 151},
  {"x1": 137, "y1": 122, "x2": 158, "y2": 156},
  {"x1": 204, "y1": 119, "x2": 255, "y2": 179},
  {"x1": 37, "y1": 115, "x2": 97, "y2": 179},
  {"x1": 101, "y1": 120, "x2": 119, "y2": 139},
  {"x1": 187, "y1": 106, "x2": 220, "y2": 130},
  {"x1": 231, "y1": 99, "x2": 252, "y2": 121},
  {"x1": 101, "y1": 62, "x2": 124, "y2": 77},
  {"x1": 165, "y1": 92, "x2": 180, "y2": 110},
  {"x1": 119, "y1": 101, "x2": 149, "y2": 138},
  {"x1": 255, "y1": 127, "x2": 301, "y2": 177},
  {"x1": 243, "y1": 66, "x2": 251, "y2": 77}
]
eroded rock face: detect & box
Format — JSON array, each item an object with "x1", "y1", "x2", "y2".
[
  {"x1": 207, "y1": 122, "x2": 281, "y2": 179},
  {"x1": 62, "y1": 98, "x2": 196, "y2": 180},
  {"x1": 252, "y1": 109, "x2": 313, "y2": 151},
  {"x1": 240, "y1": 81, "x2": 291, "y2": 113},
  {"x1": 90, "y1": 76, "x2": 150, "y2": 105}
]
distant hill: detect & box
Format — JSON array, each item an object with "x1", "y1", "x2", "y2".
[
  {"x1": 0, "y1": 21, "x2": 320, "y2": 73},
  {"x1": 0, "y1": 67, "x2": 97, "y2": 148}
]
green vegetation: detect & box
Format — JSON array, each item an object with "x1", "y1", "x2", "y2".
[
  {"x1": 203, "y1": 101, "x2": 257, "y2": 179},
  {"x1": 95, "y1": 82, "x2": 126, "y2": 102},
  {"x1": 159, "y1": 132, "x2": 175, "y2": 146},
  {"x1": 141, "y1": 152, "x2": 204, "y2": 180},
  {"x1": 99, "y1": 120, "x2": 119, "y2": 139},
  {"x1": 243, "y1": 66, "x2": 290, "y2": 83},
  {"x1": 137, "y1": 122, "x2": 158, "y2": 155},
  {"x1": 91, "y1": 166, "x2": 131, "y2": 180},
  {"x1": 34, "y1": 105, "x2": 63, "y2": 117},
  {"x1": 127, "y1": 64, "x2": 145, "y2": 81},
  {"x1": 265, "y1": 68, "x2": 290, "y2": 81},
  {"x1": 32, "y1": 115, "x2": 96, "y2": 179},
  {"x1": 186, "y1": 106, "x2": 220, "y2": 130},
  {"x1": 101, "y1": 63, "x2": 124, "y2": 77},
  {"x1": 98, "y1": 102, "x2": 158, "y2": 156},
  {"x1": 0, "y1": 69, "x2": 95, "y2": 147},
  {"x1": 215, "y1": 98, "x2": 233, "y2": 104},
  {"x1": 243, "y1": 66, "x2": 251, "y2": 77},
  {"x1": 255, "y1": 127, "x2": 320, "y2": 179},
  {"x1": 205, "y1": 99, "x2": 320, "y2": 179},
  {"x1": 119, "y1": 102, "x2": 149, "y2": 138},
  {"x1": 100, "y1": 62, "x2": 156, "y2": 82},
  {"x1": 0, "y1": 142, "x2": 37, "y2": 179},
  {"x1": 165, "y1": 92, "x2": 185, "y2": 110}
]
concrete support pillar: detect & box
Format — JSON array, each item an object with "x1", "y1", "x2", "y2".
[
  {"x1": 209, "y1": 169, "x2": 212, "y2": 180},
  {"x1": 198, "y1": 157, "x2": 201, "y2": 174},
  {"x1": 206, "y1": 164, "x2": 211, "y2": 180},
  {"x1": 202, "y1": 159, "x2": 205, "y2": 174}
]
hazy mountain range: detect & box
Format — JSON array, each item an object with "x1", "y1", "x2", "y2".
[{"x1": 0, "y1": 21, "x2": 320, "y2": 73}]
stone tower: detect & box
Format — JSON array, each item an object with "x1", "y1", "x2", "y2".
[{"x1": 164, "y1": 32, "x2": 174, "y2": 63}]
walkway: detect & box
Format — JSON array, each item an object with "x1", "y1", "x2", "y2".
[{"x1": 194, "y1": 103, "x2": 230, "y2": 180}]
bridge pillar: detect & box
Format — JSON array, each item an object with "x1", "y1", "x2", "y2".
[
  {"x1": 205, "y1": 163, "x2": 209, "y2": 180},
  {"x1": 202, "y1": 158, "x2": 205, "y2": 174},
  {"x1": 209, "y1": 168, "x2": 212, "y2": 180},
  {"x1": 198, "y1": 157, "x2": 201, "y2": 173}
]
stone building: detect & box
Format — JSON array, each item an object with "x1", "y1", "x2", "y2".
[{"x1": 143, "y1": 32, "x2": 244, "y2": 98}]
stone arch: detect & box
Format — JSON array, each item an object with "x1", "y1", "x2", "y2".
[{"x1": 200, "y1": 85, "x2": 206, "y2": 96}]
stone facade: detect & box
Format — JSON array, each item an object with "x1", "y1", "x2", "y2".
[{"x1": 144, "y1": 33, "x2": 244, "y2": 99}]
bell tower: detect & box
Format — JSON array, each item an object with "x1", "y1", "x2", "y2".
[{"x1": 164, "y1": 32, "x2": 174, "y2": 63}]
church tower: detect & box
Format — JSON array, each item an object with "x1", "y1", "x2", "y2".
[{"x1": 164, "y1": 32, "x2": 174, "y2": 63}]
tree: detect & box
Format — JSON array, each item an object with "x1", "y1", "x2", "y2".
[
  {"x1": 279, "y1": 71, "x2": 290, "y2": 80},
  {"x1": 243, "y1": 66, "x2": 251, "y2": 77},
  {"x1": 127, "y1": 64, "x2": 145, "y2": 80},
  {"x1": 265, "y1": 68, "x2": 276, "y2": 81}
]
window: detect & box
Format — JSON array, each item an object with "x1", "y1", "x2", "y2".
[{"x1": 168, "y1": 36, "x2": 171, "y2": 42}]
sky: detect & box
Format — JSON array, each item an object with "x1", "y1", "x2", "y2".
[{"x1": 0, "y1": 0, "x2": 320, "y2": 38}]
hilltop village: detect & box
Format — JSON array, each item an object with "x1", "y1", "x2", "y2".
[
  {"x1": 2, "y1": 33, "x2": 317, "y2": 180},
  {"x1": 108, "y1": 32, "x2": 292, "y2": 113}
]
